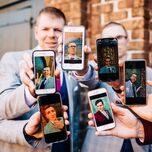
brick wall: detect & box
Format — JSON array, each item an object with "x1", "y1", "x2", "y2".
[{"x1": 44, "y1": 0, "x2": 152, "y2": 64}]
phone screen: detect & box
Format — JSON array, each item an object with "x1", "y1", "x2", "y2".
[
  {"x1": 88, "y1": 88, "x2": 115, "y2": 131},
  {"x1": 33, "y1": 50, "x2": 56, "y2": 95},
  {"x1": 125, "y1": 60, "x2": 146, "y2": 105},
  {"x1": 97, "y1": 38, "x2": 119, "y2": 82},
  {"x1": 62, "y1": 26, "x2": 85, "y2": 70},
  {"x1": 38, "y1": 93, "x2": 67, "y2": 143}
]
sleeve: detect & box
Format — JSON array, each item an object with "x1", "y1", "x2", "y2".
[
  {"x1": 0, "y1": 52, "x2": 31, "y2": 119},
  {"x1": 136, "y1": 118, "x2": 152, "y2": 145},
  {"x1": 70, "y1": 64, "x2": 99, "y2": 90}
]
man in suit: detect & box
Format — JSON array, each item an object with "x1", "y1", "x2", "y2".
[
  {"x1": 82, "y1": 22, "x2": 152, "y2": 152},
  {"x1": 36, "y1": 67, "x2": 55, "y2": 89},
  {"x1": 65, "y1": 42, "x2": 81, "y2": 60},
  {"x1": 94, "y1": 99, "x2": 113, "y2": 126},
  {"x1": 0, "y1": 6, "x2": 97, "y2": 152},
  {"x1": 126, "y1": 73, "x2": 142, "y2": 98},
  {"x1": 99, "y1": 57, "x2": 117, "y2": 74}
]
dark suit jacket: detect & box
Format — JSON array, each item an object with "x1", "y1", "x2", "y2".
[
  {"x1": 94, "y1": 110, "x2": 113, "y2": 126},
  {"x1": 136, "y1": 118, "x2": 152, "y2": 145}
]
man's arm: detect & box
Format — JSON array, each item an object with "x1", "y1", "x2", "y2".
[{"x1": 0, "y1": 52, "x2": 31, "y2": 119}]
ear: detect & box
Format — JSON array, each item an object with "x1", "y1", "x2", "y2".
[{"x1": 34, "y1": 26, "x2": 38, "y2": 40}]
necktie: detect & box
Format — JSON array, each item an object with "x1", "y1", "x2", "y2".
[
  {"x1": 132, "y1": 84, "x2": 136, "y2": 97},
  {"x1": 56, "y1": 74, "x2": 61, "y2": 92},
  {"x1": 121, "y1": 139, "x2": 134, "y2": 152},
  {"x1": 39, "y1": 78, "x2": 46, "y2": 89}
]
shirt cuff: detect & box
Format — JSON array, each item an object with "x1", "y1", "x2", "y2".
[
  {"x1": 72, "y1": 65, "x2": 92, "y2": 81},
  {"x1": 25, "y1": 86, "x2": 37, "y2": 107}
]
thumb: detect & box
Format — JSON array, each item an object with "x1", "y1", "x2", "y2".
[{"x1": 111, "y1": 102, "x2": 125, "y2": 116}]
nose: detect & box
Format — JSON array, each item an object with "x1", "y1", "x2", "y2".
[{"x1": 47, "y1": 29, "x2": 55, "y2": 37}]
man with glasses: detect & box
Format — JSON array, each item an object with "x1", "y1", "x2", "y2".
[
  {"x1": 65, "y1": 42, "x2": 81, "y2": 60},
  {"x1": 82, "y1": 22, "x2": 152, "y2": 152}
]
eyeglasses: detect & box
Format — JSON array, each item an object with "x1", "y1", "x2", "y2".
[
  {"x1": 69, "y1": 45, "x2": 76, "y2": 48},
  {"x1": 115, "y1": 35, "x2": 127, "y2": 40}
]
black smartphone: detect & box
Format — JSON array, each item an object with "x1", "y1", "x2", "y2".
[
  {"x1": 96, "y1": 38, "x2": 119, "y2": 82},
  {"x1": 124, "y1": 60, "x2": 147, "y2": 105},
  {"x1": 33, "y1": 50, "x2": 56, "y2": 95},
  {"x1": 38, "y1": 93, "x2": 67, "y2": 143}
]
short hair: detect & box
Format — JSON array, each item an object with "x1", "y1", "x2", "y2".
[
  {"x1": 95, "y1": 99, "x2": 104, "y2": 106},
  {"x1": 102, "y1": 21, "x2": 128, "y2": 38},
  {"x1": 36, "y1": 7, "x2": 66, "y2": 25}
]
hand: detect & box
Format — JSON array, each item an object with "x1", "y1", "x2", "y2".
[
  {"x1": 25, "y1": 105, "x2": 70, "y2": 139},
  {"x1": 126, "y1": 80, "x2": 152, "y2": 122},
  {"x1": 19, "y1": 53, "x2": 35, "y2": 97},
  {"x1": 76, "y1": 45, "x2": 91, "y2": 76},
  {"x1": 88, "y1": 102, "x2": 144, "y2": 139},
  {"x1": 53, "y1": 120, "x2": 64, "y2": 129}
]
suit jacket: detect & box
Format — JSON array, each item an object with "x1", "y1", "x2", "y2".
[
  {"x1": 99, "y1": 65, "x2": 117, "y2": 74},
  {"x1": 94, "y1": 110, "x2": 113, "y2": 126},
  {"x1": 64, "y1": 55, "x2": 81, "y2": 60},
  {"x1": 125, "y1": 80, "x2": 137, "y2": 97},
  {"x1": 37, "y1": 76, "x2": 55, "y2": 89},
  {"x1": 0, "y1": 47, "x2": 97, "y2": 152}
]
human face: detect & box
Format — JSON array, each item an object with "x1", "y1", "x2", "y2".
[
  {"x1": 96, "y1": 101, "x2": 104, "y2": 112},
  {"x1": 45, "y1": 106, "x2": 57, "y2": 121},
  {"x1": 68, "y1": 42, "x2": 77, "y2": 56},
  {"x1": 105, "y1": 58, "x2": 111, "y2": 66},
  {"x1": 130, "y1": 74, "x2": 137, "y2": 83},
  {"x1": 102, "y1": 25, "x2": 128, "y2": 64},
  {"x1": 43, "y1": 67, "x2": 50, "y2": 78},
  {"x1": 34, "y1": 13, "x2": 65, "y2": 51}
]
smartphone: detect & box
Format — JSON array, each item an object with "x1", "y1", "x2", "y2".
[
  {"x1": 33, "y1": 50, "x2": 56, "y2": 95},
  {"x1": 96, "y1": 38, "x2": 119, "y2": 82},
  {"x1": 124, "y1": 60, "x2": 147, "y2": 105},
  {"x1": 38, "y1": 93, "x2": 67, "y2": 143},
  {"x1": 88, "y1": 88, "x2": 115, "y2": 131},
  {"x1": 62, "y1": 25, "x2": 85, "y2": 70}
]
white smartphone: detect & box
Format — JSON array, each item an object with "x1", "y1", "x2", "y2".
[
  {"x1": 62, "y1": 25, "x2": 85, "y2": 70},
  {"x1": 88, "y1": 88, "x2": 115, "y2": 131},
  {"x1": 33, "y1": 50, "x2": 56, "y2": 95}
]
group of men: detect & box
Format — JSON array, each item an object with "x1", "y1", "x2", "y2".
[{"x1": 1, "y1": 6, "x2": 152, "y2": 152}]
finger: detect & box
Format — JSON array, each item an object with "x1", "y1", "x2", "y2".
[
  {"x1": 20, "y1": 68, "x2": 35, "y2": 90},
  {"x1": 93, "y1": 55, "x2": 97, "y2": 62},
  {"x1": 23, "y1": 53, "x2": 33, "y2": 69},
  {"x1": 65, "y1": 120, "x2": 69, "y2": 125},
  {"x1": 88, "y1": 120, "x2": 95, "y2": 127},
  {"x1": 120, "y1": 86, "x2": 124, "y2": 91},
  {"x1": 95, "y1": 130, "x2": 112, "y2": 136},
  {"x1": 66, "y1": 131, "x2": 70, "y2": 136},
  {"x1": 29, "y1": 112, "x2": 41, "y2": 126},
  {"x1": 63, "y1": 111, "x2": 68, "y2": 120},
  {"x1": 111, "y1": 102, "x2": 126, "y2": 115},
  {"x1": 62, "y1": 105, "x2": 68, "y2": 111},
  {"x1": 19, "y1": 60, "x2": 34, "y2": 80},
  {"x1": 67, "y1": 22, "x2": 73, "y2": 26},
  {"x1": 88, "y1": 112, "x2": 93, "y2": 119},
  {"x1": 147, "y1": 80, "x2": 152, "y2": 87}
]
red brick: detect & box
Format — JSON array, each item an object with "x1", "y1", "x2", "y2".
[
  {"x1": 123, "y1": 19, "x2": 144, "y2": 30},
  {"x1": 100, "y1": 4, "x2": 113, "y2": 13},
  {"x1": 129, "y1": 41, "x2": 144, "y2": 50},
  {"x1": 133, "y1": 0, "x2": 144, "y2": 7},
  {"x1": 132, "y1": 53, "x2": 146, "y2": 59},
  {"x1": 132, "y1": 29, "x2": 149, "y2": 40},
  {"x1": 118, "y1": 0, "x2": 133, "y2": 9},
  {"x1": 109, "y1": 11, "x2": 128, "y2": 21},
  {"x1": 132, "y1": 7, "x2": 144, "y2": 17}
]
